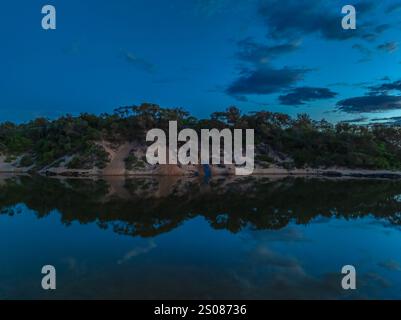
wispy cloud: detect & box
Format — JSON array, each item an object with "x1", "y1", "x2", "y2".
[
  {"x1": 369, "y1": 79, "x2": 401, "y2": 94},
  {"x1": 124, "y1": 52, "x2": 156, "y2": 74},
  {"x1": 377, "y1": 42, "x2": 399, "y2": 53},
  {"x1": 117, "y1": 240, "x2": 157, "y2": 265},
  {"x1": 236, "y1": 38, "x2": 301, "y2": 65},
  {"x1": 378, "y1": 260, "x2": 401, "y2": 272},
  {"x1": 386, "y1": 2, "x2": 401, "y2": 13},
  {"x1": 352, "y1": 43, "x2": 373, "y2": 63}
]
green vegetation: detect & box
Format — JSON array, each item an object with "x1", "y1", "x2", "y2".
[
  {"x1": 1, "y1": 103, "x2": 401, "y2": 170},
  {"x1": 124, "y1": 154, "x2": 146, "y2": 170},
  {"x1": 18, "y1": 155, "x2": 34, "y2": 167},
  {"x1": 67, "y1": 144, "x2": 109, "y2": 169}
]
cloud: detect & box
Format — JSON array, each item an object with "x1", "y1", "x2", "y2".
[
  {"x1": 237, "y1": 38, "x2": 300, "y2": 65},
  {"x1": 375, "y1": 24, "x2": 391, "y2": 34},
  {"x1": 258, "y1": 0, "x2": 376, "y2": 41},
  {"x1": 369, "y1": 79, "x2": 401, "y2": 94},
  {"x1": 370, "y1": 116, "x2": 401, "y2": 125},
  {"x1": 227, "y1": 36, "x2": 305, "y2": 99},
  {"x1": 386, "y1": 2, "x2": 401, "y2": 13},
  {"x1": 195, "y1": 0, "x2": 229, "y2": 16},
  {"x1": 352, "y1": 43, "x2": 373, "y2": 63},
  {"x1": 340, "y1": 117, "x2": 369, "y2": 124},
  {"x1": 226, "y1": 66, "x2": 310, "y2": 96},
  {"x1": 352, "y1": 44, "x2": 372, "y2": 56},
  {"x1": 279, "y1": 86, "x2": 337, "y2": 105},
  {"x1": 336, "y1": 95, "x2": 401, "y2": 113},
  {"x1": 337, "y1": 78, "x2": 401, "y2": 113},
  {"x1": 377, "y1": 42, "x2": 399, "y2": 53},
  {"x1": 328, "y1": 81, "x2": 372, "y2": 88},
  {"x1": 124, "y1": 52, "x2": 156, "y2": 73}
]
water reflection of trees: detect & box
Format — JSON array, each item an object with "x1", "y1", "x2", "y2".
[{"x1": 1, "y1": 175, "x2": 401, "y2": 237}]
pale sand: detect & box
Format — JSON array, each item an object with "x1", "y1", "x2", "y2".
[{"x1": 102, "y1": 142, "x2": 133, "y2": 176}]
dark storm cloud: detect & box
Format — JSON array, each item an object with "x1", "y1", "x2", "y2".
[
  {"x1": 258, "y1": 0, "x2": 376, "y2": 41},
  {"x1": 279, "y1": 87, "x2": 337, "y2": 105},
  {"x1": 377, "y1": 42, "x2": 399, "y2": 53},
  {"x1": 226, "y1": 66, "x2": 310, "y2": 96},
  {"x1": 236, "y1": 38, "x2": 300, "y2": 65},
  {"x1": 336, "y1": 95, "x2": 401, "y2": 113}
]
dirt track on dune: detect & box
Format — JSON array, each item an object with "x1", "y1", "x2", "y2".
[{"x1": 102, "y1": 142, "x2": 133, "y2": 175}]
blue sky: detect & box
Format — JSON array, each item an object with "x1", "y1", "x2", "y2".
[{"x1": 1, "y1": 0, "x2": 401, "y2": 123}]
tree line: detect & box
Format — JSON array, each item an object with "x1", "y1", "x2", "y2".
[{"x1": 1, "y1": 103, "x2": 401, "y2": 170}]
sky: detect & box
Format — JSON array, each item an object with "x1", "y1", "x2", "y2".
[{"x1": 1, "y1": 0, "x2": 401, "y2": 123}]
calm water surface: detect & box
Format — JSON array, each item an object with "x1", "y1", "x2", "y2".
[{"x1": 1, "y1": 175, "x2": 401, "y2": 299}]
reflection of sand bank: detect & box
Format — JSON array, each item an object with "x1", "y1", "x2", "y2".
[
  {"x1": 104, "y1": 176, "x2": 131, "y2": 200},
  {"x1": 100, "y1": 176, "x2": 225, "y2": 199},
  {"x1": 102, "y1": 142, "x2": 132, "y2": 175},
  {"x1": 101, "y1": 172, "x2": 401, "y2": 201},
  {"x1": 0, "y1": 173, "x2": 27, "y2": 186}
]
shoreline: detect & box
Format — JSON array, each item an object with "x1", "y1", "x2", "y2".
[{"x1": 2, "y1": 167, "x2": 401, "y2": 180}]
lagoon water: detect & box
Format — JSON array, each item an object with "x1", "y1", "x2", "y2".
[{"x1": 1, "y1": 175, "x2": 401, "y2": 299}]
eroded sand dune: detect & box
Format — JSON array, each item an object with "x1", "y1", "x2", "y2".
[{"x1": 102, "y1": 142, "x2": 133, "y2": 176}]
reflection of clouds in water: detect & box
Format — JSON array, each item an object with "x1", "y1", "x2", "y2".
[
  {"x1": 232, "y1": 227, "x2": 395, "y2": 299},
  {"x1": 329, "y1": 218, "x2": 398, "y2": 235},
  {"x1": 231, "y1": 248, "x2": 348, "y2": 299},
  {"x1": 62, "y1": 257, "x2": 88, "y2": 275},
  {"x1": 233, "y1": 249, "x2": 396, "y2": 299},
  {"x1": 232, "y1": 228, "x2": 347, "y2": 299},
  {"x1": 254, "y1": 246, "x2": 302, "y2": 269},
  {"x1": 362, "y1": 272, "x2": 392, "y2": 289},
  {"x1": 310, "y1": 216, "x2": 331, "y2": 224},
  {"x1": 117, "y1": 240, "x2": 157, "y2": 265},
  {"x1": 245, "y1": 227, "x2": 309, "y2": 243},
  {"x1": 378, "y1": 260, "x2": 401, "y2": 272}
]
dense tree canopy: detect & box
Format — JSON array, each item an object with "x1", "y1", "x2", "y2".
[{"x1": 1, "y1": 103, "x2": 401, "y2": 170}]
